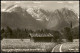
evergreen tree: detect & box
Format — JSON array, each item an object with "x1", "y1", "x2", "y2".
[
  {"x1": 6, "y1": 26, "x2": 12, "y2": 35},
  {"x1": 1, "y1": 28, "x2": 5, "y2": 40},
  {"x1": 51, "y1": 30, "x2": 62, "y2": 42},
  {"x1": 64, "y1": 27, "x2": 73, "y2": 42},
  {"x1": 1, "y1": 28, "x2": 5, "y2": 34}
]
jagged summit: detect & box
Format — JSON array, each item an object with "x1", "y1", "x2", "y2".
[
  {"x1": 2, "y1": 4, "x2": 19, "y2": 12},
  {"x1": 47, "y1": 8, "x2": 79, "y2": 30},
  {"x1": 1, "y1": 5, "x2": 79, "y2": 30},
  {"x1": 26, "y1": 7, "x2": 49, "y2": 22}
]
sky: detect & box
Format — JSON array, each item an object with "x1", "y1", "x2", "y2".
[{"x1": 1, "y1": 1, "x2": 79, "y2": 17}]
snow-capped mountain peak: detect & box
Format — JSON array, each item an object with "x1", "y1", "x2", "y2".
[
  {"x1": 26, "y1": 7, "x2": 49, "y2": 21},
  {"x1": 6, "y1": 4, "x2": 18, "y2": 12},
  {"x1": 3, "y1": 4, "x2": 22, "y2": 12}
]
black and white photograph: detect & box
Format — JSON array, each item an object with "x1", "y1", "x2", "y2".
[{"x1": 1, "y1": 0, "x2": 79, "y2": 52}]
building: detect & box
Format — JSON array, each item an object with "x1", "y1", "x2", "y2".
[
  {"x1": 62, "y1": 39, "x2": 67, "y2": 42},
  {"x1": 29, "y1": 33, "x2": 54, "y2": 42},
  {"x1": 73, "y1": 39, "x2": 79, "y2": 42}
]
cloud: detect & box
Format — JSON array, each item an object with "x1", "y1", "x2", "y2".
[
  {"x1": 1, "y1": 1, "x2": 6, "y2": 3},
  {"x1": 15, "y1": 1, "x2": 20, "y2": 3},
  {"x1": 68, "y1": 1, "x2": 74, "y2": 3},
  {"x1": 33, "y1": 1, "x2": 41, "y2": 4},
  {"x1": 57, "y1": 1, "x2": 63, "y2": 3}
]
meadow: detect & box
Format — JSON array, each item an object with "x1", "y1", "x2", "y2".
[
  {"x1": 1, "y1": 39, "x2": 57, "y2": 52},
  {"x1": 61, "y1": 42, "x2": 79, "y2": 52}
]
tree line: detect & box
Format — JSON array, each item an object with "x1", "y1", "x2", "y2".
[{"x1": 1, "y1": 26, "x2": 79, "y2": 42}]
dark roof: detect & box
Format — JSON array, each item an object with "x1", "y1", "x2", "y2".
[{"x1": 29, "y1": 33, "x2": 53, "y2": 37}]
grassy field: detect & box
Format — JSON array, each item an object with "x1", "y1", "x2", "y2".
[
  {"x1": 61, "y1": 42, "x2": 79, "y2": 52},
  {"x1": 1, "y1": 39, "x2": 57, "y2": 52}
]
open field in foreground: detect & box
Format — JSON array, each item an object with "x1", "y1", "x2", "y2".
[
  {"x1": 61, "y1": 42, "x2": 79, "y2": 52},
  {"x1": 1, "y1": 39, "x2": 57, "y2": 52}
]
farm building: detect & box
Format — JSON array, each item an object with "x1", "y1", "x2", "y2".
[
  {"x1": 29, "y1": 33, "x2": 54, "y2": 42},
  {"x1": 62, "y1": 39, "x2": 67, "y2": 42},
  {"x1": 73, "y1": 39, "x2": 79, "y2": 42}
]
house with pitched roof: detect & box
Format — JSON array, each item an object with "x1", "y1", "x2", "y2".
[{"x1": 29, "y1": 33, "x2": 54, "y2": 42}]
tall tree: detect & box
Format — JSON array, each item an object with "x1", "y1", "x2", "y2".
[
  {"x1": 51, "y1": 30, "x2": 62, "y2": 42},
  {"x1": 1, "y1": 28, "x2": 5, "y2": 34},
  {"x1": 64, "y1": 27, "x2": 73, "y2": 42},
  {"x1": 1, "y1": 28, "x2": 5, "y2": 40},
  {"x1": 6, "y1": 26, "x2": 12, "y2": 35}
]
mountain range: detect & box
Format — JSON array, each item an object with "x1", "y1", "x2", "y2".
[{"x1": 1, "y1": 4, "x2": 79, "y2": 30}]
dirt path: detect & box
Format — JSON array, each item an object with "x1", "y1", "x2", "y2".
[{"x1": 51, "y1": 44, "x2": 63, "y2": 52}]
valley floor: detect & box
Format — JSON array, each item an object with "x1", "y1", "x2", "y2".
[
  {"x1": 1, "y1": 39, "x2": 79, "y2": 52},
  {"x1": 1, "y1": 39, "x2": 56, "y2": 52},
  {"x1": 51, "y1": 42, "x2": 79, "y2": 52}
]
